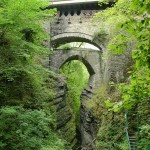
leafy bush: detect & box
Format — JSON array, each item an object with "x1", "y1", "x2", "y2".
[
  {"x1": 0, "y1": 1, "x2": 70, "y2": 149},
  {"x1": 116, "y1": 139, "x2": 129, "y2": 150},
  {"x1": 0, "y1": 0, "x2": 56, "y2": 106},
  {"x1": 0, "y1": 106, "x2": 67, "y2": 150},
  {"x1": 95, "y1": 0, "x2": 150, "y2": 110},
  {"x1": 94, "y1": 0, "x2": 150, "y2": 148},
  {"x1": 138, "y1": 125, "x2": 150, "y2": 150}
]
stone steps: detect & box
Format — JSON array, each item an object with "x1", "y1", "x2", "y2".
[{"x1": 129, "y1": 136, "x2": 137, "y2": 150}]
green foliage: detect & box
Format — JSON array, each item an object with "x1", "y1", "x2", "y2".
[
  {"x1": 96, "y1": 0, "x2": 150, "y2": 110},
  {"x1": 116, "y1": 0, "x2": 150, "y2": 110},
  {"x1": 95, "y1": 105, "x2": 126, "y2": 150},
  {"x1": 60, "y1": 60, "x2": 89, "y2": 124},
  {"x1": 118, "y1": 68, "x2": 150, "y2": 109},
  {"x1": 85, "y1": 84, "x2": 108, "y2": 118},
  {"x1": 0, "y1": 0, "x2": 55, "y2": 45},
  {"x1": 136, "y1": 100, "x2": 150, "y2": 149},
  {"x1": 57, "y1": 44, "x2": 71, "y2": 50},
  {"x1": 0, "y1": 0, "x2": 56, "y2": 106},
  {"x1": 95, "y1": 112, "x2": 127, "y2": 150},
  {"x1": 138, "y1": 125, "x2": 150, "y2": 150},
  {"x1": 0, "y1": 1, "x2": 69, "y2": 149},
  {"x1": 116, "y1": 138, "x2": 129, "y2": 150},
  {"x1": 0, "y1": 106, "x2": 67, "y2": 150},
  {"x1": 57, "y1": 42, "x2": 84, "y2": 50},
  {"x1": 84, "y1": 84, "x2": 126, "y2": 149},
  {"x1": 95, "y1": 1, "x2": 149, "y2": 148}
]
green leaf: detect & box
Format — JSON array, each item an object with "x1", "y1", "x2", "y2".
[{"x1": 105, "y1": 100, "x2": 113, "y2": 107}]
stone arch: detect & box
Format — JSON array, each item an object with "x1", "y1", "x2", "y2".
[
  {"x1": 51, "y1": 32, "x2": 104, "y2": 50},
  {"x1": 59, "y1": 55, "x2": 95, "y2": 76},
  {"x1": 59, "y1": 55, "x2": 95, "y2": 85},
  {"x1": 49, "y1": 48, "x2": 102, "y2": 88}
]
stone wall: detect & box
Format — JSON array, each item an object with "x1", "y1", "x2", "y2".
[
  {"x1": 51, "y1": 10, "x2": 99, "y2": 37},
  {"x1": 80, "y1": 86, "x2": 99, "y2": 150},
  {"x1": 50, "y1": 10, "x2": 106, "y2": 50},
  {"x1": 104, "y1": 49, "x2": 132, "y2": 86}
]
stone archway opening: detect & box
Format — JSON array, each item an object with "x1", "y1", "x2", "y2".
[
  {"x1": 60, "y1": 60, "x2": 90, "y2": 119},
  {"x1": 59, "y1": 58, "x2": 92, "y2": 149},
  {"x1": 51, "y1": 33, "x2": 103, "y2": 50}
]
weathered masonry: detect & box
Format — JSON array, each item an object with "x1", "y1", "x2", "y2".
[
  {"x1": 50, "y1": 48, "x2": 102, "y2": 88},
  {"x1": 46, "y1": 0, "x2": 114, "y2": 51},
  {"x1": 46, "y1": 1, "x2": 127, "y2": 150}
]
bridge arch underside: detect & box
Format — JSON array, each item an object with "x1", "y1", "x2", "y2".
[
  {"x1": 51, "y1": 33, "x2": 104, "y2": 51},
  {"x1": 60, "y1": 55, "x2": 95, "y2": 76},
  {"x1": 50, "y1": 48, "x2": 101, "y2": 88}
]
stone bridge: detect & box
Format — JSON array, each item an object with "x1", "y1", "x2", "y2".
[
  {"x1": 49, "y1": 48, "x2": 102, "y2": 88},
  {"x1": 46, "y1": 1, "x2": 127, "y2": 150},
  {"x1": 51, "y1": 32, "x2": 105, "y2": 50},
  {"x1": 47, "y1": 1, "x2": 107, "y2": 150},
  {"x1": 45, "y1": 0, "x2": 110, "y2": 51}
]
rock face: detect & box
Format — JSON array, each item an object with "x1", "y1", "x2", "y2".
[
  {"x1": 53, "y1": 76, "x2": 77, "y2": 147},
  {"x1": 53, "y1": 77, "x2": 100, "y2": 150},
  {"x1": 80, "y1": 87, "x2": 99, "y2": 150}
]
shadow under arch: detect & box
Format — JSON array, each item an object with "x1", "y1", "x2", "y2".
[
  {"x1": 59, "y1": 55, "x2": 95, "y2": 77},
  {"x1": 51, "y1": 32, "x2": 103, "y2": 50}
]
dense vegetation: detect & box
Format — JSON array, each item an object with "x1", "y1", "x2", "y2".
[
  {"x1": 0, "y1": 106, "x2": 66, "y2": 150},
  {"x1": 97, "y1": 0, "x2": 150, "y2": 110},
  {"x1": 0, "y1": 0, "x2": 69, "y2": 149},
  {"x1": 93, "y1": 0, "x2": 150, "y2": 149},
  {"x1": 0, "y1": 0, "x2": 149, "y2": 149}
]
